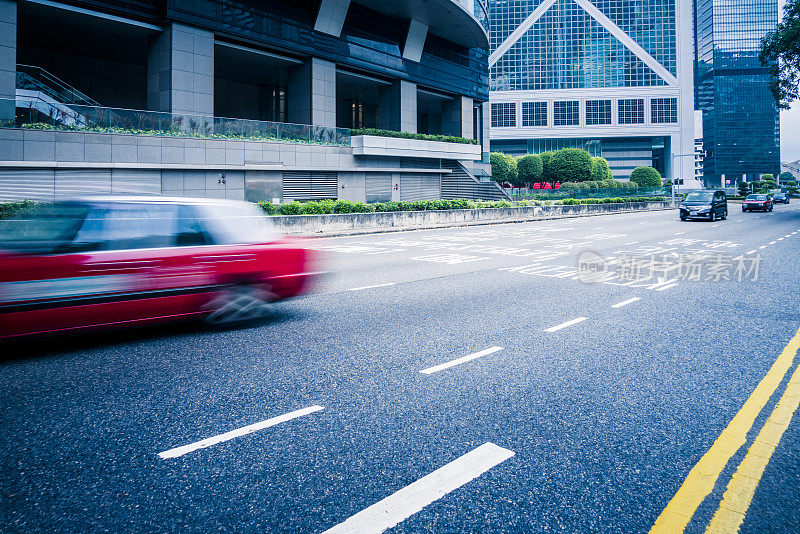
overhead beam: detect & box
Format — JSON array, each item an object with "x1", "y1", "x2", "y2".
[
  {"x1": 403, "y1": 19, "x2": 428, "y2": 63},
  {"x1": 314, "y1": 0, "x2": 351, "y2": 38}
]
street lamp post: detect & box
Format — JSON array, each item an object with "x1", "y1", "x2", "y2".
[{"x1": 671, "y1": 153, "x2": 699, "y2": 208}]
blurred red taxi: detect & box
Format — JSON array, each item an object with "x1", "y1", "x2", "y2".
[{"x1": 0, "y1": 197, "x2": 321, "y2": 339}]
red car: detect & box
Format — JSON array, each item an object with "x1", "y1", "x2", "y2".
[
  {"x1": 742, "y1": 194, "x2": 773, "y2": 212},
  {"x1": 0, "y1": 197, "x2": 321, "y2": 340}
]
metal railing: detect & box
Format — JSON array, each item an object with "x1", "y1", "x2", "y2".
[
  {"x1": 0, "y1": 97, "x2": 351, "y2": 147},
  {"x1": 508, "y1": 186, "x2": 670, "y2": 200}
]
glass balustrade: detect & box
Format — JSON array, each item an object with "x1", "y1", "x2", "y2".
[{"x1": 0, "y1": 97, "x2": 351, "y2": 147}]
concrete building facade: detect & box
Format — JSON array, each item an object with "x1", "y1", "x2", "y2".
[
  {"x1": 487, "y1": 0, "x2": 695, "y2": 182},
  {"x1": 0, "y1": 0, "x2": 507, "y2": 202}
]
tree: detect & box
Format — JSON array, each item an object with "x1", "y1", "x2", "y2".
[
  {"x1": 539, "y1": 151, "x2": 555, "y2": 184},
  {"x1": 550, "y1": 148, "x2": 593, "y2": 183},
  {"x1": 760, "y1": 0, "x2": 800, "y2": 108},
  {"x1": 738, "y1": 181, "x2": 752, "y2": 196},
  {"x1": 516, "y1": 154, "x2": 543, "y2": 185},
  {"x1": 779, "y1": 171, "x2": 795, "y2": 184},
  {"x1": 591, "y1": 157, "x2": 613, "y2": 181},
  {"x1": 762, "y1": 174, "x2": 777, "y2": 190},
  {"x1": 490, "y1": 152, "x2": 518, "y2": 184},
  {"x1": 629, "y1": 166, "x2": 663, "y2": 187}
]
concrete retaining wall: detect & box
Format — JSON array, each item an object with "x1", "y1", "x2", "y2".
[{"x1": 271, "y1": 201, "x2": 674, "y2": 236}]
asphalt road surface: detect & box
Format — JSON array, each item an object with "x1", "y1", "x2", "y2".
[{"x1": 3, "y1": 204, "x2": 800, "y2": 533}]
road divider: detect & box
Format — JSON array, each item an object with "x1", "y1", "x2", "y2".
[
  {"x1": 420, "y1": 347, "x2": 503, "y2": 375},
  {"x1": 158, "y1": 405, "x2": 324, "y2": 459},
  {"x1": 270, "y1": 202, "x2": 673, "y2": 237},
  {"x1": 322, "y1": 442, "x2": 515, "y2": 534},
  {"x1": 650, "y1": 326, "x2": 800, "y2": 534},
  {"x1": 545, "y1": 317, "x2": 588, "y2": 333}
]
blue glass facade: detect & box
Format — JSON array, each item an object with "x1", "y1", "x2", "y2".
[
  {"x1": 489, "y1": 0, "x2": 676, "y2": 91},
  {"x1": 694, "y1": 0, "x2": 780, "y2": 186}
]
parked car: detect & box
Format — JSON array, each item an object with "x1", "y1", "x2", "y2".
[
  {"x1": 0, "y1": 197, "x2": 322, "y2": 340},
  {"x1": 742, "y1": 194, "x2": 773, "y2": 212},
  {"x1": 679, "y1": 190, "x2": 728, "y2": 221},
  {"x1": 773, "y1": 192, "x2": 789, "y2": 204}
]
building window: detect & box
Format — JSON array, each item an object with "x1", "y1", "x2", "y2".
[
  {"x1": 553, "y1": 101, "x2": 579, "y2": 126},
  {"x1": 585, "y1": 100, "x2": 612, "y2": 125},
  {"x1": 491, "y1": 102, "x2": 516, "y2": 127},
  {"x1": 522, "y1": 101, "x2": 547, "y2": 126},
  {"x1": 651, "y1": 98, "x2": 678, "y2": 123},
  {"x1": 618, "y1": 99, "x2": 645, "y2": 124}
]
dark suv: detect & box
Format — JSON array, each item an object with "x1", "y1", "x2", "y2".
[{"x1": 680, "y1": 190, "x2": 728, "y2": 221}]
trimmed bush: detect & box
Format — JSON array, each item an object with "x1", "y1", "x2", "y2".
[
  {"x1": 350, "y1": 128, "x2": 478, "y2": 145},
  {"x1": 516, "y1": 154, "x2": 543, "y2": 185},
  {"x1": 279, "y1": 201, "x2": 302, "y2": 215},
  {"x1": 0, "y1": 199, "x2": 38, "y2": 219},
  {"x1": 550, "y1": 148, "x2": 593, "y2": 183},
  {"x1": 539, "y1": 151, "x2": 555, "y2": 184},
  {"x1": 591, "y1": 157, "x2": 613, "y2": 181},
  {"x1": 490, "y1": 152, "x2": 518, "y2": 184},
  {"x1": 629, "y1": 166, "x2": 663, "y2": 187}
]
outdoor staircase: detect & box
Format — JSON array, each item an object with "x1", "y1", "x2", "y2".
[{"x1": 441, "y1": 160, "x2": 511, "y2": 201}]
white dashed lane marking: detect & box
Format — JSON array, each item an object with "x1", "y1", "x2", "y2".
[
  {"x1": 420, "y1": 347, "x2": 504, "y2": 375},
  {"x1": 158, "y1": 406, "x2": 324, "y2": 459},
  {"x1": 322, "y1": 443, "x2": 515, "y2": 534},
  {"x1": 655, "y1": 283, "x2": 679, "y2": 292},
  {"x1": 545, "y1": 317, "x2": 588, "y2": 333},
  {"x1": 349, "y1": 283, "x2": 397, "y2": 291},
  {"x1": 611, "y1": 297, "x2": 641, "y2": 309},
  {"x1": 746, "y1": 250, "x2": 757, "y2": 255}
]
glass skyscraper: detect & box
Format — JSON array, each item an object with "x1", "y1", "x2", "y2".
[
  {"x1": 694, "y1": 0, "x2": 780, "y2": 187},
  {"x1": 488, "y1": 0, "x2": 695, "y2": 181}
]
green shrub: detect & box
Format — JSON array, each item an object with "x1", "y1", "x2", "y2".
[
  {"x1": 352, "y1": 202, "x2": 373, "y2": 213},
  {"x1": 738, "y1": 181, "x2": 752, "y2": 196},
  {"x1": 333, "y1": 199, "x2": 357, "y2": 213},
  {"x1": 516, "y1": 154, "x2": 543, "y2": 185},
  {"x1": 0, "y1": 200, "x2": 38, "y2": 219},
  {"x1": 490, "y1": 152, "x2": 518, "y2": 184},
  {"x1": 591, "y1": 157, "x2": 613, "y2": 181},
  {"x1": 629, "y1": 166, "x2": 663, "y2": 187},
  {"x1": 350, "y1": 128, "x2": 478, "y2": 145},
  {"x1": 779, "y1": 172, "x2": 794, "y2": 183},
  {"x1": 550, "y1": 148, "x2": 593, "y2": 183},
  {"x1": 559, "y1": 182, "x2": 579, "y2": 190},
  {"x1": 539, "y1": 151, "x2": 555, "y2": 184},
  {"x1": 300, "y1": 201, "x2": 326, "y2": 215},
  {"x1": 787, "y1": 180, "x2": 797, "y2": 187},
  {"x1": 279, "y1": 201, "x2": 302, "y2": 215},
  {"x1": 761, "y1": 174, "x2": 775, "y2": 182}
]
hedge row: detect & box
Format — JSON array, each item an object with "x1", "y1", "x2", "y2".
[
  {"x1": 258, "y1": 199, "x2": 513, "y2": 215},
  {"x1": 257, "y1": 196, "x2": 667, "y2": 215},
  {"x1": 561, "y1": 196, "x2": 666, "y2": 205},
  {"x1": 350, "y1": 129, "x2": 479, "y2": 145}
]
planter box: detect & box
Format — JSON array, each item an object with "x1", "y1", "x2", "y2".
[{"x1": 351, "y1": 135, "x2": 482, "y2": 160}]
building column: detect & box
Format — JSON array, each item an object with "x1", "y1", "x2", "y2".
[
  {"x1": 378, "y1": 80, "x2": 417, "y2": 133},
  {"x1": 288, "y1": 57, "x2": 336, "y2": 127},
  {"x1": 0, "y1": 0, "x2": 16, "y2": 122},
  {"x1": 442, "y1": 96, "x2": 473, "y2": 139},
  {"x1": 147, "y1": 23, "x2": 214, "y2": 116}
]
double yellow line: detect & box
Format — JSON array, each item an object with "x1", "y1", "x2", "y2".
[{"x1": 650, "y1": 327, "x2": 800, "y2": 534}]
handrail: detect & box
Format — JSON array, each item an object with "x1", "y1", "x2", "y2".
[{"x1": 16, "y1": 65, "x2": 100, "y2": 106}]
